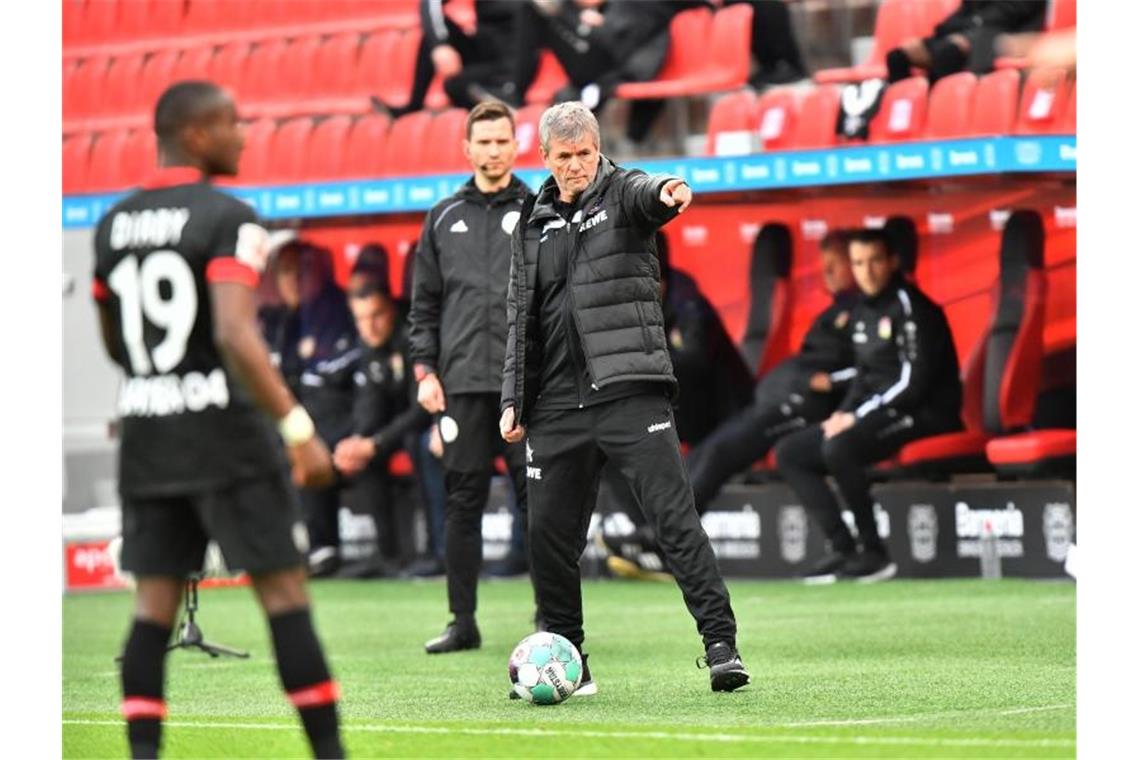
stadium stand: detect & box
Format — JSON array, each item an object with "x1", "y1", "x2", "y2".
[
  {"x1": 342, "y1": 113, "x2": 391, "y2": 180},
  {"x1": 305, "y1": 115, "x2": 354, "y2": 181},
  {"x1": 1015, "y1": 68, "x2": 1072, "y2": 135},
  {"x1": 755, "y1": 88, "x2": 800, "y2": 151},
  {"x1": 868, "y1": 76, "x2": 929, "y2": 143},
  {"x1": 924, "y1": 72, "x2": 976, "y2": 139},
  {"x1": 969, "y1": 69, "x2": 1022, "y2": 136},
  {"x1": 792, "y1": 85, "x2": 841, "y2": 149},
  {"x1": 814, "y1": 0, "x2": 927, "y2": 84},
  {"x1": 704, "y1": 90, "x2": 759, "y2": 156}
]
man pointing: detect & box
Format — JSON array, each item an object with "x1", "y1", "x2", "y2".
[{"x1": 500, "y1": 101, "x2": 749, "y2": 694}]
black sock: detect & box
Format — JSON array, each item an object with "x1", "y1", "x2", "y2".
[
  {"x1": 269, "y1": 608, "x2": 344, "y2": 759},
  {"x1": 453, "y1": 612, "x2": 476, "y2": 630},
  {"x1": 120, "y1": 619, "x2": 172, "y2": 759}
]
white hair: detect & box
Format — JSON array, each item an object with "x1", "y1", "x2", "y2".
[{"x1": 538, "y1": 101, "x2": 601, "y2": 153}]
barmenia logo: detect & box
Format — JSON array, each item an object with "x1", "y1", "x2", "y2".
[{"x1": 647, "y1": 421, "x2": 672, "y2": 434}]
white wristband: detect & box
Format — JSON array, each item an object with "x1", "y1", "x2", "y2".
[{"x1": 278, "y1": 405, "x2": 315, "y2": 446}]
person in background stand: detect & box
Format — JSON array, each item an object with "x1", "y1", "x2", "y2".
[
  {"x1": 378, "y1": 0, "x2": 518, "y2": 116},
  {"x1": 261, "y1": 241, "x2": 359, "y2": 578},
  {"x1": 333, "y1": 264, "x2": 432, "y2": 577},
  {"x1": 775, "y1": 228, "x2": 962, "y2": 583}
]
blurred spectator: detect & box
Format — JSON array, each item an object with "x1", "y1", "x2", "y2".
[
  {"x1": 723, "y1": 0, "x2": 809, "y2": 88},
  {"x1": 347, "y1": 243, "x2": 392, "y2": 297},
  {"x1": 507, "y1": 0, "x2": 706, "y2": 141},
  {"x1": 686, "y1": 229, "x2": 857, "y2": 512},
  {"x1": 332, "y1": 265, "x2": 432, "y2": 577},
  {"x1": 774, "y1": 229, "x2": 963, "y2": 583},
  {"x1": 999, "y1": 28, "x2": 1076, "y2": 76},
  {"x1": 378, "y1": 0, "x2": 518, "y2": 117},
  {"x1": 886, "y1": 1, "x2": 1046, "y2": 84},
  {"x1": 260, "y1": 241, "x2": 358, "y2": 578}
]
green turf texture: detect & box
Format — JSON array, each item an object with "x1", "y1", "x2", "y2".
[{"x1": 64, "y1": 578, "x2": 1074, "y2": 758}]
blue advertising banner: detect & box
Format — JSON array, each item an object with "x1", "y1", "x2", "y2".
[{"x1": 63, "y1": 135, "x2": 1075, "y2": 229}]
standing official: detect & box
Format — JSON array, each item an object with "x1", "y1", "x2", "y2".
[
  {"x1": 409, "y1": 101, "x2": 535, "y2": 653},
  {"x1": 499, "y1": 102, "x2": 749, "y2": 693},
  {"x1": 775, "y1": 229, "x2": 963, "y2": 583}
]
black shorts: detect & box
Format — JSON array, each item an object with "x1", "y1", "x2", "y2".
[
  {"x1": 120, "y1": 472, "x2": 306, "y2": 578},
  {"x1": 438, "y1": 392, "x2": 523, "y2": 473}
]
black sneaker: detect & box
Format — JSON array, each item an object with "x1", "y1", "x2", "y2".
[
  {"x1": 699, "y1": 642, "x2": 750, "y2": 692},
  {"x1": 837, "y1": 551, "x2": 898, "y2": 583},
  {"x1": 403, "y1": 556, "x2": 446, "y2": 578},
  {"x1": 509, "y1": 653, "x2": 594, "y2": 700},
  {"x1": 424, "y1": 621, "x2": 481, "y2": 654},
  {"x1": 307, "y1": 546, "x2": 341, "y2": 579},
  {"x1": 801, "y1": 550, "x2": 854, "y2": 585}
]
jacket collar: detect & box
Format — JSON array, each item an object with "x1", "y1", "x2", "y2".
[
  {"x1": 530, "y1": 154, "x2": 618, "y2": 224},
  {"x1": 143, "y1": 166, "x2": 204, "y2": 189},
  {"x1": 456, "y1": 173, "x2": 530, "y2": 204}
]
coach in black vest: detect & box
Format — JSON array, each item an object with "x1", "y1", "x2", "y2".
[{"x1": 498, "y1": 102, "x2": 749, "y2": 694}]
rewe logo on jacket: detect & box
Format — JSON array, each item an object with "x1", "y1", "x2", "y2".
[{"x1": 580, "y1": 209, "x2": 609, "y2": 231}]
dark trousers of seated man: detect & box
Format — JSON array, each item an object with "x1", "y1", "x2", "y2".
[
  {"x1": 774, "y1": 407, "x2": 956, "y2": 554},
  {"x1": 526, "y1": 392, "x2": 737, "y2": 652},
  {"x1": 688, "y1": 388, "x2": 835, "y2": 513}
]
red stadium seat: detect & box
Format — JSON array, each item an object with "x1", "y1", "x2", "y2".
[
  {"x1": 1062, "y1": 79, "x2": 1076, "y2": 133},
  {"x1": 693, "y1": 3, "x2": 755, "y2": 91},
  {"x1": 243, "y1": 39, "x2": 289, "y2": 102},
  {"x1": 755, "y1": 88, "x2": 799, "y2": 151},
  {"x1": 86, "y1": 130, "x2": 132, "y2": 191},
  {"x1": 63, "y1": 133, "x2": 95, "y2": 194},
  {"x1": 282, "y1": 36, "x2": 322, "y2": 100},
  {"x1": 897, "y1": 210, "x2": 1048, "y2": 474},
  {"x1": 970, "y1": 69, "x2": 1020, "y2": 136},
  {"x1": 524, "y1": 52, "x2": 570, "y2": 106},
  {"x1": 383, "y1": 111, "x2": 433, "y2": 176},
  {"x1": 342, "y1": 113, "x2": 390, "y2": 179},
  {"x1": 422, "y1": 109, "x2": 469, "y2": 173},
  {"x1": 791, "y1": 85, "x2": 840, "y2": 149},
  {"x1": 83, "y1": 0, "x2": 121, "y2": 45},
  {"x1": 120, "y1": 129, "x2": 158, "y2": 188},
  {"x1": 184, "y1": 0, "x2": 225, "y2": 33},
  {"x1": 868, "y1": 76, "x2": 929, "y2": 143},
  {"x1": 171, "y1": 46, "x2": 215, "y2": 85},
  {"x1": 63, "y1": 0, "x2": 85, "y2": 47},
  {"x1": 67, "y1": 56, "x2": 111, "y2": 119},
  {"x1": 102, "y1": 54, "x2": 147, "y2": 116},
  {"x1": 269, "y1": 117, "x2": 315, "y2": 183},
  {"x1": 741, "y1": 224, "x2": 794, "y2": 379},
  {"x1": 1049, "y1": 0, "x2": 1076, "y2": 30},
  {"x1": 513, "y1": 104, "x2": 546, "y2": 168},
  {"x1": 305, "y1": 116, "x2": 353, "y2": 180},
  {"x1": 134, "y1": 51, "x2": 180, "y2": 114},
  {"x1": 921, "y1": 0, "x2": 961, "y2": 33},
  {"x1": 1015, "y1": 69, "x2": 1071, "y2": 135},
  {"x1": 210, "y1": 42, "x2": 252, "y2": 98},
  {"x1": 313, "y1": 33, "x2": 361, "y2": 99},
  {"x1": 815, "y1": 0, "x2": 923, "y2": 83},
  {"x1": 704, "y1": 90, "x2": 759, "y2": 156},
  {"x1": 356, "y1": 31, "x2": 417, "y2": 109},
  {"x1": 985, "y1": 429, "x2": 1075, "y2": 476},
  {"x1": 147, "y1": 0, "x2": 186, "y2": 37},
  {"x1": 615, "y1": 7, "x2": 712, "y2": 100},
  {"x1": 924, "y1": 72, "x2": 977, "y2": 139},
  {"x1": 233, "y1": 119, "x2": 276, "y2": 184}
]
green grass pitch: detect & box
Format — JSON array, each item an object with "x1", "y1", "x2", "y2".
[{"x1": 63, "y1": 578, "x2": 1074, "y2": 758}]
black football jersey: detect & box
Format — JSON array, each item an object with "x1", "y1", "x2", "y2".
[{"x1": 92, "y1": 168, "x2": 285, "y2": 496}]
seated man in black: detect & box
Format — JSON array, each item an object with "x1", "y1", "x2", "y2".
[
  {"x1": 886, "y1": 0, "x2": 1046, "y2": 84},
  {"x1": 775, "y1": 229, "x2": 962, "y2": 583},
  {"x1": 332, "y1": 272, "x2": 432, "y2": 575},
  {"x1": 687, "y1": 229, "x2": 858, "y2": 513}
]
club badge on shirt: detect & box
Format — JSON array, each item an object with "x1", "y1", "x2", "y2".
[
  {"x1": 298, "y1": 336, "x2": 316, "y2": 359},
  {"x1": 390, "y1": 353, "x2": 405, "y2": 383},
  {"x1": 878, "y1": 316, "x2": 892, "y2": 340},
  {"x1": 834, "y1": 310, "x2": 850, "y2": 329}
]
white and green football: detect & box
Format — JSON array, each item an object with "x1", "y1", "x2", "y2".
[{"x1": 508, "y1": 632, "x2": 582, "y2": 704}]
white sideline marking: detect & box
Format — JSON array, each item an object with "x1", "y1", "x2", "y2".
[
  {"x1": 62, "y1": 719, "x2": 1075, "y2": 749},
  {"x1": 784, "y1": 702, "x2": 1073, "y2": 727}
]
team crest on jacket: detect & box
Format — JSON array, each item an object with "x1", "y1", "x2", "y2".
[
  {"x1": 878, "y1": 316, "x2": 892, "y2": 340},
  {"x1": 299, "y1": 336, "x2": 316, "y2": 359},
  {"x1": 390, "y1": 353, "x2": 404, "y2": 382},
  {"x1": 834, "y1": 310, "x2": 849, "y2": 329},
  {"x1": 502, "y1": 210, "x2": 521, "y2": 234}
]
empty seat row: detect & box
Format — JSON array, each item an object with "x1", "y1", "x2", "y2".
[
  {"x1": 65, "y1": 28, "x2": 566, "y2": 131},
  {"x1": 814, "y1": 0, "x2": 1076, "y2": 84},
  {"x1": 705, "y1": 68, "x2": 1075, "y2": 155},
  {"x1": 64, "y1": 0, "x2": 417, "y2": 50},
  {"x1": 64, "y1": 104, "x2": 548, "y2": 194}
]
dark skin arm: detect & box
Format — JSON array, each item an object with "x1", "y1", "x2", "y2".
[{"x1": 210, "y1": 281, "x2": 334, "y2": 488}]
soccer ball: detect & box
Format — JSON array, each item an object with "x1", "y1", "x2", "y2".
[{"x1": 508, "y1": 632, "x2": 583, "y2": 704}]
